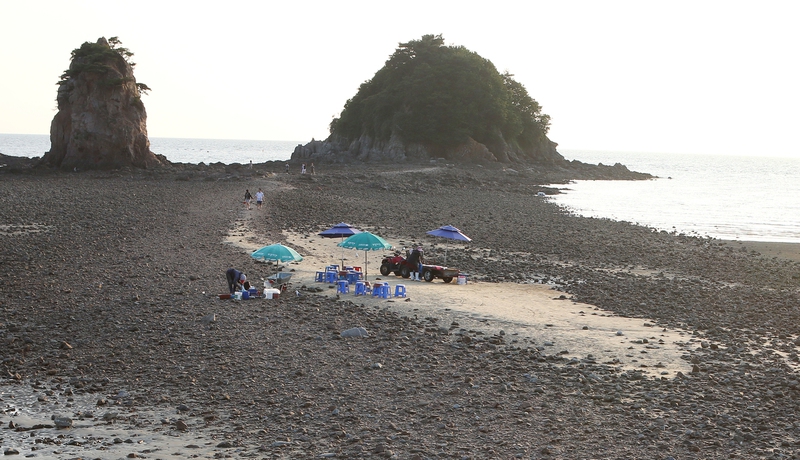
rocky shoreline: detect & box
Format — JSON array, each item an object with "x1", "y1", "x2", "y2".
[{"x1": 2, "y1": 163, "x2": 800, "y2": 458}]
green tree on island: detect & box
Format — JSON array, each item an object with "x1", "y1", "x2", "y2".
[
  {"x1": 58, "y1": 36, "x2": 151, "y2": 95},
  {"x1": 330, "y1": 34, "x2": 551, "y2": 154}
]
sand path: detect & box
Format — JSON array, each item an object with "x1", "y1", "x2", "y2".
[{"x1": 226, "y1": 211, "x2": 694, "y2": 376}]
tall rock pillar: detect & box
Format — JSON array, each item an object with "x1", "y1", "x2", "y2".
[{"x1": 43, "y1": 37, "x2": 161, "y2": 170}]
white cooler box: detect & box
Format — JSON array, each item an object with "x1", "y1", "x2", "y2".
[{"x1": 263, "y1": 288, "x2": 281, "y2": 299}]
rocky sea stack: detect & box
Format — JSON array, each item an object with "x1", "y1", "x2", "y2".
[
  {"x1": 293, "y1": 34, "x2": 566, "y2": 166},
  {"x1": 42, "y1": 37, "x2": 161, "y2": 170}
]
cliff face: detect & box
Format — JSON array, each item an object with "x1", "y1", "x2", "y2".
[
  {"x1": 291, "y1": 131, "x2": 566, "y2": 166},
  {"x1": 42, "y1": 38, "x2": 161, "y2": 170}
]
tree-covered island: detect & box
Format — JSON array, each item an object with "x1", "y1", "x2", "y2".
[{"x1": 293, "y1": 34, "x2": 566, "y2": 165}]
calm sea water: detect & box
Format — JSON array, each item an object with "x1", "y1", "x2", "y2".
[
  {"x1": 2, "y1": 134, "x2": 797, "y2": 243},
  {"x1": 0, "y1": 134, "x2": 299, "y2": 164},
  {"x1": 557, "y1": 150, "x2": 800, "y2": 243}
]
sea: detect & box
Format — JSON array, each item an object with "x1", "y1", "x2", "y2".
[
  {"x1": 555, "y1": 149, "x2": 800, "y2": 243},
  {"x1": 0, "y1": 133, "x2": 300, "y2": 165},
  {"x1": 2, "y1": 134, "x2": 798, "y2": 243}
]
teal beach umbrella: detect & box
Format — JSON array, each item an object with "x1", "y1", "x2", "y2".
[
  {"x1": 338, "y1": 232, "x2": 392, "y2": 278},
  {"x1": 251, "y1": 243, "x2": 303, "y2": 263}
]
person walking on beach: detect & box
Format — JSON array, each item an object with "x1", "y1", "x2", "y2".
[
  {"x1": 255, "y1": 188, "x2": 264, "y2": 209},
  {"x1": 243, "y1": 189, "x2": 253, "y2": 210},
  {"x1": 226, "y1": 268, "x2": 247, "y2": 294}
]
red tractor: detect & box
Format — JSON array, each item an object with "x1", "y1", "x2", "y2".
[
  {"x1": 379, "y1": 252, "x2": 411, "y2": 277},
  {"x1": 379, "y1": 252, "x2": 459, "y2": 283}
]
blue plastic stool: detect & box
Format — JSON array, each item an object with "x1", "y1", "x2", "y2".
[
  {"x1": 315, "y1": 271, "x2": 325, "y2": 282},
  {"x1": 354, "y1": 281, "x2": 367, "y2": 296},
  {"x1": 336, "y1": 280, "x2": 350, "y2": 294},
  {"x1": 375, "y1": 283, "x2": 390, "y2": 299},
  {"x1": 325, "y1": 271, "x2": 338, "y2": 283},
  {"x1": 371, "y1": 283, "x2": 383, "y2": 297},
  {"x1": 346, "y1": 272, "x2": 360, "y2": 284},
  {"x1": 394, "y1": 284, "x2": 407, "y2": 298}
]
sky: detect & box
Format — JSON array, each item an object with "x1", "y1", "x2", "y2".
[{"x1": 1, "y1": 1, "x2": 799, "y2": 158}]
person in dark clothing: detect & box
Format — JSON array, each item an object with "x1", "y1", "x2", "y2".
[
  {"x1": 406, "y1": 246, "x2": 424, "y2": 281},
  {"x1": 243, "y1": 190, "x2": 253, "y2": 210},
  {"x1": 226, "y1": 268, "x2": 247, "y2": 294}
]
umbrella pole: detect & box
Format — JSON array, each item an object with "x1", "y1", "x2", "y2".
[{"x1": 340, "y1": 236, "x2": 345, "y2": 269}]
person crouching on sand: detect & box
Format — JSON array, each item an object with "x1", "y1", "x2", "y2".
[{"x1": 226, "y1": 268, "x2": 247, "y2": 294}]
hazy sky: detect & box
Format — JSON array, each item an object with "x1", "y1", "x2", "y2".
[{"x1": 2, "y1": 1, "x2": 798, "y2": 157}]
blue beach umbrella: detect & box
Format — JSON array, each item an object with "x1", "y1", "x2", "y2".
[
  {"x1": 426, "y1": 225, "x2": 472, "y2": 265},
  {"x1": 338, "y1": 231, "x2": 393, "y2": 278},
  {"x1": 319, "y1": 223, "x2": 362, "y2": 268},
  {"x1": 318, "y1": 222, "x2": 362, "y2": 238}
]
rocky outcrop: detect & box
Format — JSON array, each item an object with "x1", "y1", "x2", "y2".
[
  {"x1": 291, "y1": 130, "x2": 566, "y2": 166},
  {"x1": 42, "y1": 37, "x2": 161, "y2": 170}
]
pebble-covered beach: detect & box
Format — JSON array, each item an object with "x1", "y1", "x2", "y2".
[{"x1": 2, "y1": 162, "x2": 800, "y2": 459}]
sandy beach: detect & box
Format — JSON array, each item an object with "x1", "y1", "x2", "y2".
[{"x1": 2, "y1": 162, "x2": 800, "y2": 458}]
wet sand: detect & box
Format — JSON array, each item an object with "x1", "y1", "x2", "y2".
[{"x1": 722, "y1": 240, "x2": 800, "y2": 263}]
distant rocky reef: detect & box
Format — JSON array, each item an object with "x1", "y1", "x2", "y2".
[{"x1": 291, "y1": 132, "x2": 566, "y2": 166}]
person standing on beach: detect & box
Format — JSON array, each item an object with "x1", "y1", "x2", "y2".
[
  {"x1": 285, "y1": 163, "x2": 289, "y2": 174},
  {"x1": 255, "y1": 188, "x2": 264, "y2": 209},
  {"x1": 310, "y1": 162, "x2": 316, "y2": 175},
  {"x1": 226, "y1": 268, "x2": 247, "y2": 294},
  {"x1": 301, "y1": 163, "x2": 306, "y2": 174},
  {"x1": 244, "y1": 189, "x2": 253, "y2": 210},
  {"x1": 407, "y1": 246, "x2": 424, "y2": 281}
]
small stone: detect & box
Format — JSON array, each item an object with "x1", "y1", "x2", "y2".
[
  {"x1": 200, "y1": 314, "x2": 216, "y2": 325},
  {"x1": 53, "y1": 416, "x2": 73, "y2": 428},
  {"x1": 175, "y1": 420, "x2": 188, "y2": 431}
]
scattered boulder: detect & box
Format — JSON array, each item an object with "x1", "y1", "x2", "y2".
[{"x1": 340, "y1": 327, "x2": 369, "y2": 338}]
